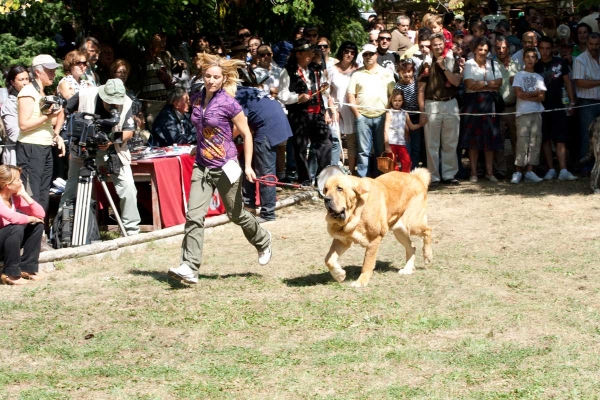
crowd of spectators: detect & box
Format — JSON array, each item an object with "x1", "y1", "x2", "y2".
[{"x1": 1, "y1": 4, "x2": 600, "y2": 283}]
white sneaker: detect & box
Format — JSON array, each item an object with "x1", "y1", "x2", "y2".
[
  {"x1": 510, "y1": 172, "x2": 522, "y2": 184},
  {"x1": 543, "y1": 169, "x2": 557, "y2": 180},
  {"x1": 168, "y1": 263, "x2": 198, "y2": 284},
  {"x1": 558, "y1": 169, "x2": 578, "y2": 181},
  {"x1": 258, "y1": 231, "x2": 272, "y2": 266},
  {"x1": 524, "y1": 171, "x2": 543, "y2": 183}
]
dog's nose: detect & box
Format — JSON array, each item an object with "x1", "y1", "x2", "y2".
[{"x1": 324, "y1": 196, "x2": 332, "y2": 204}]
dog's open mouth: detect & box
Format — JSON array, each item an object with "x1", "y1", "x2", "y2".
[{"x1": 326, "y1": 204, "x2": 346, "y2": 220}]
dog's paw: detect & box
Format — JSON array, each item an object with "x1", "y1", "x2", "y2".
[
  {"x1": 398, "y1": 267, "x2": 414, "y2": 275},
  {"x1": 330, "y1": 268, "x2": 346, "y2": 283},
  {"x1": 424, "y1": 253, "x2": 433, "y2": 264},
  {"x1": 350, "y1": 280, "x2": 368, "y2": 288}
]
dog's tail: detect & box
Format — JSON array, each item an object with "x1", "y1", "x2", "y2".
[{"x1": 411, "y1": 167, "x2": 431, "y2": 187}]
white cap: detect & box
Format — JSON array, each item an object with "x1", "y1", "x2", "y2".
[
  {"x1": 31, "y1": 54, "x2": 60, "y2": 69},
  {"x1": 362, "y1": 44, "x2": 377, "y2": 54}
]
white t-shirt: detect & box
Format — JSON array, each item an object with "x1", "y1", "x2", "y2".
[
  {"x1": 463, "y1": 58, "x2": 502, "y2": 93},
  {"x1": 387, "y1": 110, "x2": 407, "y2": 146},
  {"x1": 512, "y1": 70, "x2": 547, "y2": 117}
]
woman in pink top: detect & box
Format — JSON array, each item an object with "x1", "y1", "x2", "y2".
[{"x1": 0, "y1": 165, "x2": 45, "y2": 285}]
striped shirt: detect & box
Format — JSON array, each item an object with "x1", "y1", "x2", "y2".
[
  {"x1": 394, "y1": 80, "x2": 419, "y2": 111},
  {"x1": 572, "y1": 50, "x2": 600, "y2": 100}
]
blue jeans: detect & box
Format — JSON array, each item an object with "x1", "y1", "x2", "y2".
[
  {"x1": 579, "y1": 99, "x2": 600, "y2": 169},
  {"x1": 356, "y1": 114, "x2": 386, "y2": 177},
  {"x1": 331, "y1": 128, "x2": 342, "y2": 166},
  {"x1": 247, "y1": 139, "x2": 278, "y2": 220}
]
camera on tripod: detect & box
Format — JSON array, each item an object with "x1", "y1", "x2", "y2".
[
  {"x1": 40, "y1": 94, "x2": 67, "y2": 115},
  {"x1": 67, "y1": 110, "x2": 124, "y2": 159}
]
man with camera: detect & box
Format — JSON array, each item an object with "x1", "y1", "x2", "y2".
[{"x1": 60, "y1": 78, "x2": 141, "y2": 235}]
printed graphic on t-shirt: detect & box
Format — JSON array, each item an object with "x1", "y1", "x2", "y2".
[
  {"x1": 521, "y1": 75, "x2": 540, "y2": 92},
  {"x1": 201, "y1": 126, "x2": 230, "y2": 161}
]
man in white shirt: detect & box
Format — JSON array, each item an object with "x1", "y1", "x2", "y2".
[
  {"x1": 572, "y1": 32, "x2": 600, "y2": 175},
  {"x1": 511, "y1": 31, "x2": 540, "y2": 70}
]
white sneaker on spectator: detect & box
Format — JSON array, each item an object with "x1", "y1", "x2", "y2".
[
  {"x1": 558, "y1": 169, "x2": 578, "y2": 181},
  {"x1": 168, "y1": 263, "x2": 198, "y2": 284},
  {"x1": 510, "y1": 172, "x2": 522, "y2": 184},
  {"x1": 524, "y1": 171, "x2": 543, "y2": 183},
  {"x1": 544, "y1": 169, "x2": 557, "y2": 180},
  {"x1": 258, "y1": 231, "x2": 272, "y2": 266}
]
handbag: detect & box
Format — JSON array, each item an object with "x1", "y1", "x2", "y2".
[
  {"x1": 377, "y1": 152, "x2": 396, "y2": 174},
  {"x1": 490, "y1": 60, "x2": 505, "y2": 113}
]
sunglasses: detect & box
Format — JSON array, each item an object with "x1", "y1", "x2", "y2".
[
  {"x1": 363, "y1": 52, "x2": 375, "y2": 57},
  {"x1": 317, "y1": 44, "x2": 329, "y2": 49},
  {"x1": 400, "y1": 58, "x2": 415, "y2": 64},
  {"x1": 343, "y1": 49, "x2": 356, "y2": 55},
  {"x1": 258, "y1": 53, "x2": 273, "y2": 57},
  {"x1": 379, "y1": 37, "x2": 392, "y2": 41},
  {"x1": 76, "y1": 61, "x2": 87, "y2": 67},
  {"x1": 238, "y1": 32, "x2": 251, "y2": 38},
  {"x1": 305, "y1": 33, "x2": 318, "y2": 38}
]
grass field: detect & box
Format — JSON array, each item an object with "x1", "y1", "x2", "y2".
[{"x1": 1, "y1": 179, "x2": 600, "y2": 399}]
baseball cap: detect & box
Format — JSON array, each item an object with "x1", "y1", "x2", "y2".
[
  {"x1": 454, "y1": 14, "x2": 465, "y2": 21},
  {"x1": 362, "y1": 43, "x2": 377, "y2": 53},
  {"x1": 31, "y1": 54, "x2": 60, "y2": 69},
  {"x1": 304, "y1": 26, "x2": 318, "y2": 33},
  {"x1": 98, "y1": 78, "x2": 126, "y2": 105}
]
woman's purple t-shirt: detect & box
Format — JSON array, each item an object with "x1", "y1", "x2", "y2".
[{"x1": 190, "y1": 88, "x2": 243, "y2": 168}]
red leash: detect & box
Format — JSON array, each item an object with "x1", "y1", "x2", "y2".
[{"x1": 253, "y1": 174, "x2": 306, "y2": 207}]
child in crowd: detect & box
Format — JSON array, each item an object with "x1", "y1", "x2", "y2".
[
  {"x1": 511, "y1": 48, "x2": 547, "y2": 184},
  {"x1": 395, "y1": 60, "x2": 425, "y2": 169},
  {"x1": 384, "y1": 89, "x2": 425, "y2": 172}
]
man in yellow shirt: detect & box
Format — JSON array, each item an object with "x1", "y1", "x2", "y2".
[{"x1": 347, "y1": 44, "x2": 395, "y2": 177}]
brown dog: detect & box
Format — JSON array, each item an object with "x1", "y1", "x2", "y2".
[
  {"x1": 323, "y1": 169, "x2": 433, "y2": 287},
  {"x1": 580, "y1": 116, "x2": 600, "y2": 194}
]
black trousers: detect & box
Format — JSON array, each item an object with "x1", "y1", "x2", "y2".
[
  {"x1": 16, "y1": 142, "x2": 53, "y2": 212},
  {"x1": 0, "y1": 223, "x2": 44, "y2": 276},
  {"x1": 287, "y1": 111, "x2": 332, "y2": 184}
]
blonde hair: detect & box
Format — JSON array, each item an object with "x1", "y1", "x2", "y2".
[
  {"x1": 194, "y1": 52, "x2": 246, "y2": 97},
  {"x1": 0, "y1": 165, "x2": 21, "y2": 190}
]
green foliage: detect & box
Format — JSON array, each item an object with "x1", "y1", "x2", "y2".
[{"x1": 0, "y1": 33, "x2": 56, "y2": 76}]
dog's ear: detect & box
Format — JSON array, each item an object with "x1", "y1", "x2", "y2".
[{"x1": 352, "y1": 178, "x2": 370, "y2": 197}]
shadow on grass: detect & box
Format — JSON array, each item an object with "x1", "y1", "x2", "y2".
[
  {"x1": 283, "y1": 261, "x2": 398, "y2": 287},
  {"x1": 129, "y1": 269, "x2": 262, "y2": 289}
]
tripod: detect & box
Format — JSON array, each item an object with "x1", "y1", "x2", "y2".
[{"x1": 71, "y1": 157, "x2": 128, "y2": 246}]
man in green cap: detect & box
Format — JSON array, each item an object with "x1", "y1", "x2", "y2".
[{"x1": 59, "y1": 78, "x2": 141, "y2": 236}]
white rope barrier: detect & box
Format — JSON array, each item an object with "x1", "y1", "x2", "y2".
[{"x1": 331, "y1": 100, "x2": 599, "y2": 117}]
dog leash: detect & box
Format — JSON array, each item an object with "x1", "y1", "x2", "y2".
[{"x1": 253, "y1": 175, "x2": 312, "y2": 207}]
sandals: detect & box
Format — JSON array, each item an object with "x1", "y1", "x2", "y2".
[{"x1": 1, "y1": 274, "x2": 29, "y2": 286}]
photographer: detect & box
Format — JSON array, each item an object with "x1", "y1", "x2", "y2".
[
  {"x1": 60, "y1": 78, "x2": 141, "y2": 235},
  {"x1": 17, "y1": 55, "x2": 66, "y2": 212}
]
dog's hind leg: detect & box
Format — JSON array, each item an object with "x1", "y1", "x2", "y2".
[
  {"x1": 325, "y1": 239, "x2": 351, "y2": 283},
  {"x1": 351, "y1": 237, "x2": 383, "y2": 287},
  {"x1": 412, "y1": 215, "x2": 433, "y2": 264},
  {"x1": 393, "y1": 226, "x2": 417, "y2": 275}
]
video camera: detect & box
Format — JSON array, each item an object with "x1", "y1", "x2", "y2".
[
  {"x1": 40, "y1": 95, "x2": 67, "y2": 115},
  {"x1": 67, "y1": 109, "x2": 124, "y2": 159}
]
